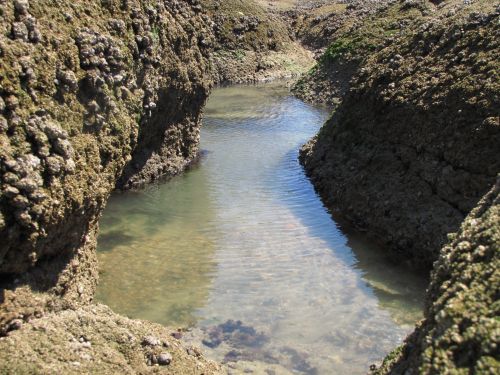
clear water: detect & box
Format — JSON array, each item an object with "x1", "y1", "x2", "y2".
[{"x1": 96, "y1": 83, "x2": 427, "y2": 374}]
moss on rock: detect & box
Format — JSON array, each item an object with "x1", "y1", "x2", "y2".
[{"x1": 202, "y1": 0, "x2": 315, "y2": 83}]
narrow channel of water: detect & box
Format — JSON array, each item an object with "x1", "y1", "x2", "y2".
[{"x1": 96, "y1": 83, "x2": 427, "y2": 374}]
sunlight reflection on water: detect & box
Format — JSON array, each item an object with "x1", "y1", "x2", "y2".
[{"x1": 96, "y1": 83, "x2": 427, "y2": 374}]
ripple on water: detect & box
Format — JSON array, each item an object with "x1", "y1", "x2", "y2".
[{"x1": 96, "y1": 82, "x2": 427, "y2": 374}]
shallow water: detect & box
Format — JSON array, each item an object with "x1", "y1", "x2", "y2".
[{"x1": 96, "y1": 83, "x2": 427, "y2": 374}]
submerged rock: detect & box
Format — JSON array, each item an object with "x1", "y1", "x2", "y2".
[
  {"x1": 158, "y1": 352, "x2": 173, "y2": 366},
  {"x1": 202, "y1": 320, "x2": 268, "y2": 349}
]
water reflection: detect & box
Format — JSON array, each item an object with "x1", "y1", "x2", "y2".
[
  {"x1": 345, "y1": 231, "x2": 428, "y2": 327},
  {"x1": 96, "y1": 83, "x2": 426, "y2": 374}
]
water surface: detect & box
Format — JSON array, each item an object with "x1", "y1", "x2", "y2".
[{"x1": 96, "y1": 83, "x2": 427, "y2": 374}]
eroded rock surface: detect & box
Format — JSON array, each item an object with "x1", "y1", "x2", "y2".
[
  {"x1": 373, "y1": 177, "x2": 499, "y2": 374},
  {"x1": 300, "y1": 0, "x2": 499, "y2": 269},
  {"x1": 201, "y1": 0, "x2": 315, "y2": 84},
  {"x1": 297, "y1": 0, "x2": 499, "y2": 372},
  {"x1": 0, "y1": 304, "x2": 222, "y2": 374},
  {"x1": 0, "y1": 0, "x2": 221, "y2": 372}
]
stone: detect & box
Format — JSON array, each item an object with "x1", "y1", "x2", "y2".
[
  {"x1": 171, "y1": 331, "x2": 183, "y2": 339},
  {"x1": 4, "y1": 95, "x2": 19, "y2": 110},
  {"x1": 29, "y1": 190, "x2": 47, "y2": 203},
  {"x1": 45, "y1": 156, "x2": 63, "y2": 175},
  {"x1": 14, "y1": 210, "x2": 32, "y2": 226},
  {"x1": 12, "y1": 22, "x2": 29, "y2": 41},
  {"x1": 157, "y1": 352, "x2": 172, "y2": 366},
  {"x1": 12, "y1": 195, "x2": 30, "y2": 209},
  {"x1": 53, "y1": 139, "x2": 74, "y2": 158},
  {"x1": 3, "y1": 186, "x2": 20, "y2": 198},
  {"x1": 8, "y1": 319, "x2": 23, "y2": 331},
  {"x1": 15, "y1": 178, "x2": 39, "y2": 193},
  {"x1": 3, "y1": 172, "x2": 19, "y2": 184},
  {"x1": 42, "y1": 121, "x2": 68, "y2": 140},
  {"x1": 56, "y1": 70, "x2": 78, "y2": 92},
  {"x1": 14, "y1": 0, "x2": 29, "y2": 15},
  {"x1": 142, "y1": 335, "x2": 160, "y2": 347},
  {"x1": 0, "y1": 117, "x2": 7, "y2": 132}
]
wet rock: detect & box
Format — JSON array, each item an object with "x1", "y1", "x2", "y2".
[
  {"x1": 171, "y1": 331, "x2": 182, "y2": 339},
  {"x1": 202, "y1": 320, "x2": 268, "y2": 349},
  {"x1": 8, "y1": 319, "x2": 23, "y2": 331},
  {"x1": 157, "y1": 352, "x2": 172, "y2": 366},
  {"x1": 186, "y1": 346, "x2": 202, "y2": 357}
]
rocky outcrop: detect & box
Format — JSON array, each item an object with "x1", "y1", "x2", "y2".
[
  {"x1": 0, "y1": 0, "x2": 221, "y2": 372},
  {"x1": 0, "y1": 304, "x2": 222, "y2": 374},
  {"x1": 292, "y1": 0, "x2": 426, "y2": 106},
  {"x1": 202, "y1": 0, "x2": 315, "y2": 84},
  {"x1": 373, "y1": 177, "x2": 499, "y2": 374},
  {"x1": 300, "y1": 0, "x2": 499, "y2": 270},
  {"x1": 298, "y1": 0, "x2": 499, "y2": 372}
]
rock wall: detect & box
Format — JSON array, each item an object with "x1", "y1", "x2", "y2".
[
  {"x1": 300, "y1": 0, "x2": 499, "y2": 270},
  {"x1": 292, "y1": 0, "x2": 425, "y2": 106},
  {"x1": 298, "y1": 0, "x2": 499, "y2": 371},
  {"x1": 202, "y1": 0, "x2": 315, "y2": 84},
  {"x1": 373, "y1": 177, "x2": 499, "y2": 374},
  {"x1": 0, "y1": 0, "x2": 222, "y2": 372}
]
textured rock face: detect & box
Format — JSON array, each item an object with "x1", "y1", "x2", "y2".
[
  {"x1": 373, "y1": 178, "x2": 499, "y2": 374},
  {"x1": 292, "y1": 0, "x2": 426, "y2": 106},
  {"x1": 300, "y1": 0, "x2": 499, "y2": 270},
  {"x1": 0, "y1": 0, "x2": 221, "y2": 372},
  {"x1": 0, "y1": 304, "x2": 222, "y2": 374},
  {"x1": 0, "y1": 0, "x2": 212, "y2": 278},
  {"x1": 202, "y1": 0, "x2": 315, "y2": 84}
]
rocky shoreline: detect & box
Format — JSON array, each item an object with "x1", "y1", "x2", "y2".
[
  {"x1": 298, "y1": 0, "x2": 499, "y2": 269},
  {"x1": 1, "y1": 0, "x2": 498, "y2": 373},
  {"x1": 297, "y1": 0, "x2": 499, "y2": 372},
  {"x1": 0, "y1": 0, "x2": 221, "y2": 372}
]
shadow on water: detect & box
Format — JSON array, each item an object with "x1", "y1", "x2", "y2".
[
  {"x1": 271, "y1": 145, "x2": 427, "y2": 328},
  {"x1": 96, "y1": 82, "x2": 428, "y2": 375}
]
